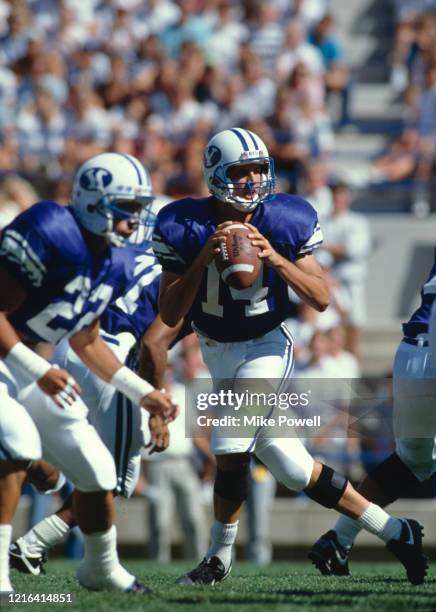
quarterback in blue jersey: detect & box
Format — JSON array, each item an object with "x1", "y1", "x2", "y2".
[
  {"x1": 309, "y1": 256, "x2": 436, "y2": 579},
  {"x1": 0, "y1": 152, "x2": 176, "y2": 594},
  {"x1": 153, "y1": 127, "x2": 427, "y2": 586},
  {"x1": 9, "y1": 237, "x2": 188, "y2": 577}
]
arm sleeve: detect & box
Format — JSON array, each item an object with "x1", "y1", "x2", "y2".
[{"x1": 0, "y1": 220, "x2": 50, "y2": 290}]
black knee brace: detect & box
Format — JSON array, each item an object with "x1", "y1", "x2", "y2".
[
  {"x1": 305, "y1": 464, "x2": 348, "y2": 508},
  {"x1": 214, "y1": 461, "x2": 251, "y2": 503},
  {"x1": 369, "y1": 452, "x2": 421, "y2": 504}
]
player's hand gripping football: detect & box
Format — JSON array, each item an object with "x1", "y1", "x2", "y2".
[
  {"x1": 246, "y1": 223, "x2": 281, "y2": 267},
  {"x1": 146, "y1": 414, "x2": 170, "y2": 455},
  {"x1": 37, "y1": 367, "x2": 81, "y2": 409},
  {"x1": 196, "y1": 222, "x2": 235, "y2": 267},
  {"x1": 141, "y1": 388, "x2": 179, "y2": 423}
]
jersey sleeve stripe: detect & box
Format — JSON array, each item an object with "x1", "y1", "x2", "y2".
[
  {"x1": 0, "y1": 229, "x2": 47, "y2": 286},
  {"x1": 298, "y1": 239, "x2": 323, "y2": 254},
  {"x1": 152, "y1": 236, "x2": 186, "y2": 263}
]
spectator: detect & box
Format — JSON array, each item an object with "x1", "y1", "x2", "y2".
[
  {"x1": 142, "y1": 380, "x2": 208, "y2": 562},
  {"x1": 245, "y1": 457, "x2": 277, "y2": 565},
  {"x1": 316, "y1": 181, "x2": 372, "y2": 357},
  {"x1": 309, "y1": 14, "x2": 353, "y2": 127},
  {"x1": 276, "y1": 19, "x2": 324, "y2": 82},
  {"x1": 301, "y1": 158, "x2": 333, "y2": 223}
]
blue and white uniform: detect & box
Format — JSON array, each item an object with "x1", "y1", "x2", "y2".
[
  {"x1": 0, "y1": 201, "x2": 134, "y2": 491},
  {"x1": 153, "y1": 193, "x2": 320, "y2": 475},
  {"x1": 54, "y1": 241, "x2": 163, "y2": 497},
  {"x1": 393, "y1": 254, "x2": 436, "y2": 481}
]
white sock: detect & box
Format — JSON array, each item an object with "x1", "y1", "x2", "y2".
[
  {"x1": 78, "y1": 526, "x2": 134, "y2": 591},
  {"x1": 334, "y1": 515, "x2": 362, "y2": 549},
  {"x1": 0, "y1": 524, "x2": 13, "y2": 592},
  {"x1": 21, "y1": 515, "x2": 70, "y2": 555},
  {"x1": 206, "y1": 521, "x2": 238, "y2": 571},
  {"x1": 357, "y1": 503, "x2": 402, "y2": 543}
]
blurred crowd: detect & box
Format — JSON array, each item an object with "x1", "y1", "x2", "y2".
[
  {"x1": 0, "y1": 0, "x2": 351, "y2": 200},
  {"x1": 2, "y1": 0, "x2": 435, "y2": 563},
  {"x1": 344, "y1": 0, "x2": 435, "y2": 214}
]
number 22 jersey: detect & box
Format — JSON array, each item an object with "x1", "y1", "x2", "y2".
[{"x1": 0, "y1": 201, "x2": 134, "y2": 345}]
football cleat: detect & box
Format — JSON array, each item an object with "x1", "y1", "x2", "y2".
[
  {"x1": 9, "y1": 538, "x2": 47, "y2": 576},
  {"x1": 124, "y1": 578, "x2": 152, "y2": 594},
  {"x1": 386, "y1": 518, "x2": 428, "y2": 585},
  {"x1": 308, "y1": 530, "x2": 351, "y2": 576},
  {"x1": 176, "y1": 556, "x2": 232, "y2": 586}
]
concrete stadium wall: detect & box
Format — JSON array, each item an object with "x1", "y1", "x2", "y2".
[
  {"x1": 13, "y1": 497, "x2": 436, "y2": 549},
  {"x1": 366, "y1": 214, "x2": 436, "y2": 325}
]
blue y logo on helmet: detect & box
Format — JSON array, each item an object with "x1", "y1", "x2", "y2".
[
  {"x1": 80, "y1": 167, "x2": 113, "y2": 191},
  {"x1": 204, "y1": 145, "x2": 221, "y2": 169}
]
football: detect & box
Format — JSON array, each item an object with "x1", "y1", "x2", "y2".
[{"x1": 215, "y1": 223, "x2": 261, "y2": 289}]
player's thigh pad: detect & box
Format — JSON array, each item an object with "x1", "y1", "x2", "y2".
[
  {"x1": 254, "y1": 437, "x2": 314, "y2": 492},
  {"x1": 18, "y1": 383, "x2": 116, "y2": 492},
  {"x1": 393, "y1": 341, "x2": 436, "y2": 480},
  {"x1": 0, "y1": 397, "x2": 42, "y2": 461},
  {"x1": 200, "y1": 325, "x2": 294, "y2": 455}
]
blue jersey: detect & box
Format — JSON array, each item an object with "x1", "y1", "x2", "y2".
[
  {"x1": 101, "y1": 243, "x2": 161, "y2": 338},
  {"x1": 0, "y1": 201, "x2": 133, "y2": 344},
  {"x1": 153, "y1": 194, "x2": 322, "y2": 342},
  {"x1": 403, "y1": 251, "x2": 436, "y2": 337}
]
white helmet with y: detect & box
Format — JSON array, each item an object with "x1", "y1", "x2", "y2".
[
  {"x1": 203, "y1": 128, "x2": 275, "y2": 212},
  {"x1": 71, "y1": 152, "x2": 155, "y2": 246}
]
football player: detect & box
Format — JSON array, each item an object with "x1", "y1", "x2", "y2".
[
  {"x1": 9, "y1": 234, "x2": 187, "y2": 577},
  {"x1": 152, "y1": 127, "x2": 428, "y2": 586},
  {"x1": 309, "y1": 256, "x2": 436, "y2": 577},
  {"x1": 0, "y1": 153, "x2": 177, "y2": 594}
]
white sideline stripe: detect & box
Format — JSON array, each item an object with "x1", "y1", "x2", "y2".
[{"x1": 221, "y1": 264, "x2": 254, "y2": 281}]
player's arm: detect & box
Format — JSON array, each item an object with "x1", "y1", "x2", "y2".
[
  {"x1": 0, "y1": 267, "x2": 81, "y2": 406},
  {"x1": 246, "y1": 225, "x2": 329, "y2": 312},
  {"x1": 138, "y1": 314, "x2": 184, "y2": 388},
  {"x1": 158, "y1": 223, "x2": 232, "y2": 327},
  {"x1": 69, "y1": 319, "x2": 178, "y2": 420}
]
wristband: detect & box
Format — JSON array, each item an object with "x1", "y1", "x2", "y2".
[
  {"x1": 110, "y1": 366, "x2": 154, "y2": 405},
  {"x1": 4, "y1": 342, "x2": 52, "y2": 381}
]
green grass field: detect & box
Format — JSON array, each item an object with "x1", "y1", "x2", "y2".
[{"x1": 7, "y1": 561, "x2": 436, "y2": 612}]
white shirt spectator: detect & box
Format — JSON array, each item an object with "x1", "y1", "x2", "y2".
[{"x1": 321, "y1": 211, "x2": 372, "y2": 282}]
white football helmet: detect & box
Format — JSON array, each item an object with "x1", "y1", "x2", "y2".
[
  {"x1": 71, "y1": 152, "x2": 155, "y2": 246},
  {"x1": 203, "y1": 128, "x2": 275, "y2": 212}
]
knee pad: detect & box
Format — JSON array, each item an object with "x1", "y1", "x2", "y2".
[
  {"x1": 214, "y1": 459, "x2": 251, "y2": 502},
  {"x1": 255, "y1": 438, "x2": 313, "y2": 492},
  {"x1": 374, "y1": 450, "x2": 430, "y2": 497},
  {"x1": 305, "y1": 464, "x2": 348, "y2": 508}
]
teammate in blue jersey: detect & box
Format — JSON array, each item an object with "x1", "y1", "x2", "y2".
[
  {"x1": 9, "y1": 237, "x2": 188, "y2": 577},
  {"x1": 153, "y1": 127, "x2": 428, "y2": 586},
  {"x1": 0, "y1": 152, "x2": 177, "y2": 594},
  {"x1": 309, "y1": 257, "x2": 436, "y2": 578}
]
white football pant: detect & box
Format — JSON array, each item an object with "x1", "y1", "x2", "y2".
[
  {"x1": 197, "y1": 324, "x2": 314, "y2": 492},
  {"x1": 393, "y1": 337, "x2": 436, "y2": 481}
]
